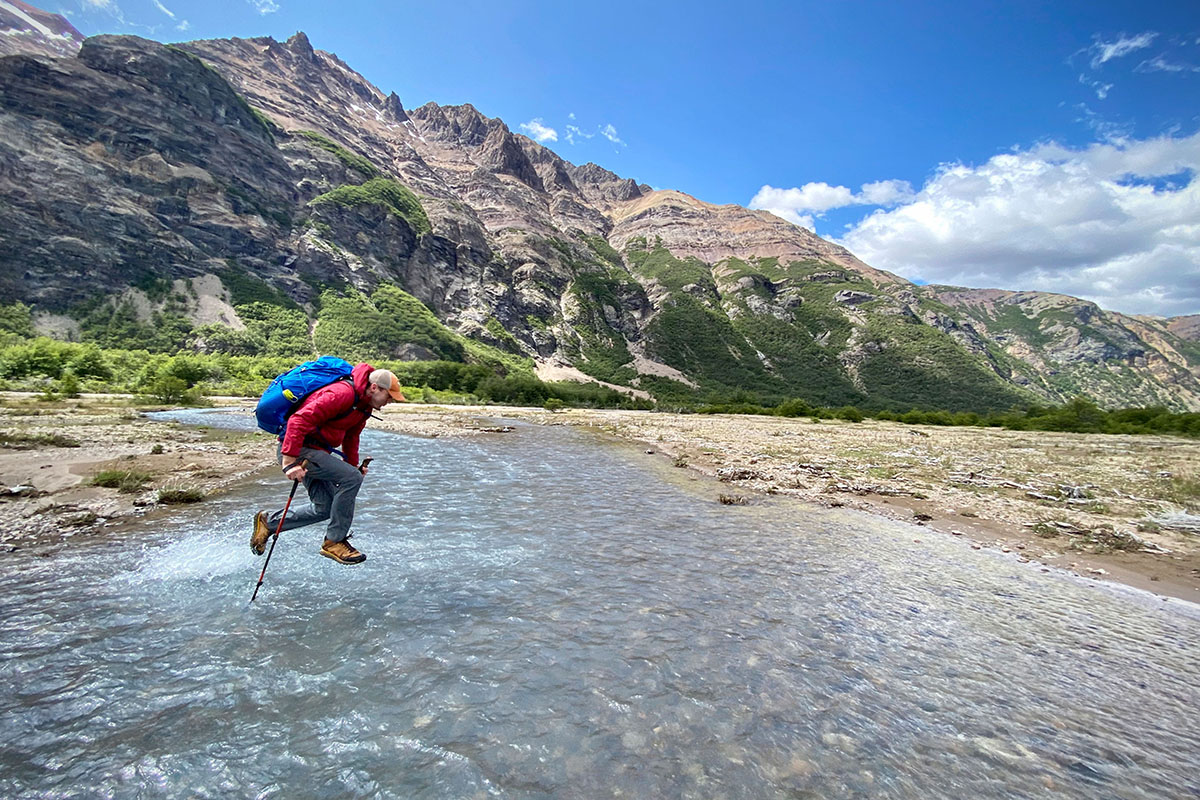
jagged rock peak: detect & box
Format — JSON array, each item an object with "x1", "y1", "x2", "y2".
[
  {"x1": 520, "y1": 138, "x2": 579, "y2": 193},
  {"x1": 409, "y1": 102, "x2": 493, "y2": 146},
  {"x1": 570, "y1": 161, "x2": 643, "y2": 205},
  {"x1": 285, "y1": 31, "x2": 316, "y2": 61},
  {"x1": 384, "y1": 91, "x2": 407, "y2": 122},
  {"x1": 479, "y1": 123, "x2": 544, "y2": 191},
  {"x1": 573, "y1": 162, "x2": 625, "y2": 183}
]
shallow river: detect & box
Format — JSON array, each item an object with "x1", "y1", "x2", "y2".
[{"x1": 1, "y1": 410, "x2": 1198, "y2": 799}]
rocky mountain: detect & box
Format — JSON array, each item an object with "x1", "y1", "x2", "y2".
[
  {"x1": 1, "y1": 21, "x2": 1198, "y2": 411},
  {"x1": 0, "y1": 0, "x2": 82, "y2": 58}
]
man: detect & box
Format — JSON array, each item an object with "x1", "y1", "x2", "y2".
[{"x1": 251, "y1": 364, "x2": 406, "y2": 564}]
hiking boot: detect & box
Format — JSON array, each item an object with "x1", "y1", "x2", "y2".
[
  {"x1": 250, "y1": 510, "x2": 272, "y2": 555},
  {"x1": 321, "y1": 536, "x2": 366, "y2": 565}
]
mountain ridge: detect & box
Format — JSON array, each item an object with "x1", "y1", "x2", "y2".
[{"x1": 1, "y1": 20, "x2": 1198, "y2": 411}]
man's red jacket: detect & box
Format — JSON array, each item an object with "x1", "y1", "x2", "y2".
[{"x1": 280, "y1": 362, "x2": 375, "y2": 466}]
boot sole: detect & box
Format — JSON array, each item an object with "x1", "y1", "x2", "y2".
[
  {"x1": 250, "y1": 513, "x2": 270, "y2": 556},
  {"x1": 320, "y1": 549, "x2": 366, "y2": 565}
]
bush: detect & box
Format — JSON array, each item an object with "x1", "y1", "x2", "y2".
[
  {"x1": 0, "y1": 431, "x2": 81, "y2": 449},
  {"x1": 836, "y1": 406, "x2": 865, "y2": 422},
  {"x1": 236, "y1": 302, "x2": 312, "y2": 358},
  {"x1": 91, "y1": 469, "x2": 153, "y2": 493},
  {"x1": 66, "y1": 344, "x2": 112, "y2": 380},
  {"x1": 58, "y1": 369, "x2": 80, "y2": 398},
  {"x1": 157, "y1": 487, "x2": 205, "y2": 504}
]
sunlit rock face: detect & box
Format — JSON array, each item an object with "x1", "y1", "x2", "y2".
[{"x1": 0, "y1": 0, "x2": 83, "y2": 59}]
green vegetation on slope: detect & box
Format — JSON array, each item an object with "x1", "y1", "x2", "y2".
[
  {"x1": 856, "y1": 315, "x2": 1031, "y2": 413},
  {"x1": 296, "y1": 130, "x2": 379, "y2": 179},
  {"x1": 311, "y1": 284, "x2": 529, "y2": 373},
  {"x1": 218, "y1": 264, "x2": 300, "y2": 310},
  {"x1": 626, "y1": 240, "x2": 714, "y2": 293},
  {"x1": 541, "y1": 237, "x2": 641, "y2": 385},
  {"x1": 310, "y1": 178, "x2": 431, "y2": 235}
]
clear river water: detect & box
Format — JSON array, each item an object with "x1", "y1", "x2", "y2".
[{"x1": 1, "y1": 409, "x2": 1198, "y2": 799}]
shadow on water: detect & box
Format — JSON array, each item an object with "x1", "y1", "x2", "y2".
[{"x1": 0, "y1": 409, "x2": 1198, "y2": 798}]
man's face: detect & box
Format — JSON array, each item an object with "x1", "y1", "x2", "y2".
[{"x1": 366, "y1": 383, "x2": 394, "y2": 409}]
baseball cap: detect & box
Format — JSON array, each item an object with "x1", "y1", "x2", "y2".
[{"x1": 368, "y1": 368, "x2": 406, "y2": 402}]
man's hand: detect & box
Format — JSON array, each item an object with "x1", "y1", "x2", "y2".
[
  {"x1": 283, "y1": 460, "x2": 307, "y2": 482},
  {"x1": 359, "y1": 457, "x2": 373, "y2": 476}
]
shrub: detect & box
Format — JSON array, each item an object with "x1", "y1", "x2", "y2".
[
  {"x1": 66, "y1": 344, "x2": 112, "y2": 380},
  {"x1": 149, "y1": 376, "x2": 189, "y2": 404},
  {"x1": 91, "y1": 469, "x2": 153, "y2": 493},
  {"x1": 157, "y1": 487, "x2": 205, "y2": 504},
  {"x1": 236, "y1": 302, "x2": 312, "y2": 358},
  {"x1": 58, "y1": 369, "x2": 80, "y2": 399},
  {"x1": 192, "y1": 325, "x2": 266, "y2": 357},
  {"x1": 0, "y1": 431, "x2": 81, "y2": 449}
]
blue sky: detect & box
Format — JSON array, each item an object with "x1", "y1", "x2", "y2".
[{"x1": 59, "y1": 0, "x2": 1200, "y2": 316}]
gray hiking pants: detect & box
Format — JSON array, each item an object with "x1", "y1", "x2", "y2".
[{"x1": 267, "y1": 443, "x2": 362, "y2": 543}]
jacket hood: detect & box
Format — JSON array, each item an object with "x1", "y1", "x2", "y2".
[{"x1": 350, "y1": 362, "x2": 375, "y2": 398}]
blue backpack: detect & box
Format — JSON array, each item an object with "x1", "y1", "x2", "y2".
[{"x1": 254, "y1": 356, "x2": 355, "y2": 435}]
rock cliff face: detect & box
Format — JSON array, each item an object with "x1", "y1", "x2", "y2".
[
  {"x1": 2, "y1": 21, "x2": 1199, "y2": 411},
  {"x1": 0, "y1": 0, "x2": 82, "y2": 58}
]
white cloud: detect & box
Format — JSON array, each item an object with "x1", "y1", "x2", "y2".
[
  {"x1": 519, "y1": 118, "x2": 557, "y2": 143},
  {"x1": 176, "y1": 19, "x2": 190, "y2": 31},
  {"x1": 1078, "y1": 73, "x2": 1113, "y2": 99},
  {"x1": 152, "y1": 0, "x2": 174, "y2": 17},
  {"x1": 81, "y1": 0, "x2": 113, "y2": 7},
  {"x1": 600, "y1": 123, "x2": 624, "y2": 146},
  {"x1": 749, "y1": 179, "x2": 914, "y2": 228},
  {"x1": 1072, "y1": 103, "x2": 1133, "y2": 141},
  {"x1": 858, "y1": 179, "x2": 916, "y2": 206},
  {"x1": 248, "y1": 0, "x2": 279, "y2": 14},
  {"x1": 836, "y1": 132, "x2": 1200, "y2": 316},
  {"x1": 1089, "y1": 32, "x2": 1158, "y2": 69},
  {"x1": 1137, "y1": 55, "x2": 1200, "y2": 74},
  {"x1": 564, "y1": 124, "x2": 593, "y2": 145}
]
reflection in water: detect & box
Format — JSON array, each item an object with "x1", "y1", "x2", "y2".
[{"x1": 0, "y1": 411, "x2": 1197, "y2": 798}]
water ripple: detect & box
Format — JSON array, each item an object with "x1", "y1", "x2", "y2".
[{"x1": 0, "y1": 414, "x2": 1196, "y2": 798}]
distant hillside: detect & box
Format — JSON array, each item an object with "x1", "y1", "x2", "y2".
[{"x1": 1, "y1": 19, "x2": 1198, "y2": 411}]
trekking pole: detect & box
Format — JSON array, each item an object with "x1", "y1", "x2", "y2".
[{"x1": 250, "y1": 459, "x2": 306, "y2": 603}]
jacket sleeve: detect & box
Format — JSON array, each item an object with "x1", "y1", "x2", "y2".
[{"x1": 279, "y1": 383, "x2": 353, "y2": 458}]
